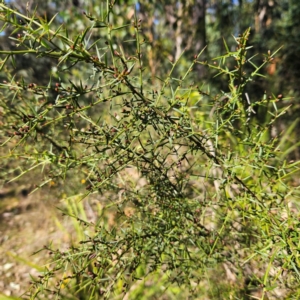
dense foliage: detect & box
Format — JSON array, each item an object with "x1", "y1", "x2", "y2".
[{"x1": 0, "y1": 1, "x2": 300, "y2": 299}]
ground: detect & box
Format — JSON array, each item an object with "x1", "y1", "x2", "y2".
[{"x1": 0, "y1": 185, "x2": 71, "y2": 298}]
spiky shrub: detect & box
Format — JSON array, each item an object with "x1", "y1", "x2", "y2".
[{"x1": 0, "y1": 1, "x2": 299, "y2": 299}]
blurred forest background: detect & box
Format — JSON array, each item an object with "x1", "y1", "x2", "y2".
[{"x1": 0, "y1": 0, "x2": 300, "y2": 298}]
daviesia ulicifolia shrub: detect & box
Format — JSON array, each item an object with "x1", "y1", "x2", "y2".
[{"x1": 0, "y1": 1, "x2": 299, "y2": 299}]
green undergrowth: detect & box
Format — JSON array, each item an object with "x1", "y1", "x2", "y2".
[{"x1": 0, "y1": 1, "x2": 299, "y2": 299}]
